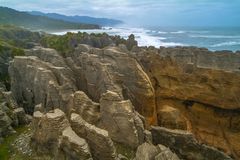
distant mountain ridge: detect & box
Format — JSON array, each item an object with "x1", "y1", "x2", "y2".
[
  {"x1": 29, "y1": 11, "x2": 123, "y2": 26},
  {"x1": 0, "y1": 7, "x2": 99, "y2": 31}
]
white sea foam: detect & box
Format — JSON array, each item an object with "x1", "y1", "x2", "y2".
[
  {"x1": 170, "y1": 31, "x2": 185, "y2": 34},
  {"x1": 190, "y1": 35, "x2": 240, "y2": 39},
  {"x1": 158, "y1": 31, "x2": 167, "y2": 34},
  {"x1": 51, "y1": 27, "x2": 186, "y2": 48},
  {"x1": 211, "y1": 41, "x2": 240, "y2": 47}
]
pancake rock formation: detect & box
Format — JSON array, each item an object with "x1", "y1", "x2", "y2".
[{"x1": 8, "y1": 43, "x2": 240, "y2": 159}]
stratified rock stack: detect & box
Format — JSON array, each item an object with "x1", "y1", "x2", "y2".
[{"x1": 8, "y1": 43, "x2": 240, "y2": 159}]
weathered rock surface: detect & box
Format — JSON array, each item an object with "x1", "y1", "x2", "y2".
[
  {"x1": 31, "y1": 109, "x2": 69, "y2": 155},
  {"x1": 70, "y1": 113, "x2": 117, "y2": 160},
  {"x1": 66, "y1": 44, "x2": 157, "y2": 125},
  {"x1": 151, "y1": 126, "x2": 233, "y2": 160},
  {"x1": 136, "y1": 46, "x2": 240, "y2": 158},
  {"x1": 9, "y1": 45, "x2": 157, "y2": 126},
  {"x1": 59, "y1": 127, "x2": 92, "y2": 160},
  {"x1": 70, "y1": 91, "x2": 100, "y2": 125},
  {"x1": 31, "y1": 109, "x2": 93, "y2": 160},
  {"x1": 8, "y1": 44, "x2": 240, "y2": 159},
  {"x1": 136, "y1": 47, "x2": 240, "y2": 110},
  {"x1": 100, "y1": 90, "x2": 144, "y2": 148}
]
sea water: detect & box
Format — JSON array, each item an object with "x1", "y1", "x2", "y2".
[{"x1": 52, "y1": 26, "x2": 240, "y2": 52}]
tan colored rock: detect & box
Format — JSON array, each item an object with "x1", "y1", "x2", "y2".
[
  {"x1": 136, "y1": 47, "x2": 240, "y2": 110},
  {"x1": 136, "y1": 47, "x2": 240, "y2": 158},
  {"x1": 157, "y1": 105, "x2": 187, "y2": 130}
]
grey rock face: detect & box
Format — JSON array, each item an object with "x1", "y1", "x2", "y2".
[
  {"x1": 151, "y1": 126, "x2": 233, "y2": 160},
  {"x1": 70, "y1": 113, "x2": 117, "y2": 160}
]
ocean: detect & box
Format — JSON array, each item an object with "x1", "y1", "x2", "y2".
[{"x1": 52, "y1": 26, "x2": 240, "y2": 52}]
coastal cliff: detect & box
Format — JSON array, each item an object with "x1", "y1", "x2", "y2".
[{"x1": 0, "y1": 32, "x2": 239, "y2": 160}]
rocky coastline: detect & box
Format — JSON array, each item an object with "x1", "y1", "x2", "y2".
[{"x1": 0, "y1": 32, "x2": 239, "y2": 160}]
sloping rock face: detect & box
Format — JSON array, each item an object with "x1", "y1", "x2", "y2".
[{"x1": 136, "y1": 47, "x2": 240, "y2": 159}]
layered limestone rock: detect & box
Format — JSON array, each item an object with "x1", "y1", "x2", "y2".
[
  {"x1": 31, "y1": 109, "x2": 93, "y2": 160},
  {"x1": 66, "y1": 44, "x2": 157, "y2": 125},
  {"x1": 136, "y1": 47, "x2": 240, "y2": 110},
  {"x1": 59, "y1": 127, "x2": 93, "y2": 160},
  {"x1": 136, "y1": 46, "x2": 240, "y2": 159},
  {"x1": 100, "y1": 90, "x2": 144, "y2": 148},
  {"x1": 70, "y1": 113, "x2": 117, "y2": 160},
  {"x1": 9, "y1": 44, "x2": 240, "y2": 159},
  {"x1": 9, "y1": 45, "x2": 157, "y2": 125},
  {"x1": 70, "y1": 91, "x2": 100, "y2": 125},
  {"x1": 151, "y1": 126, "x2": 233, "y2": 160}
]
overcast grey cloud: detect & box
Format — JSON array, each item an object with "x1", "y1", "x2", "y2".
[{"x1": 1, "y1": 0, "x2": 240, "y2": 26}]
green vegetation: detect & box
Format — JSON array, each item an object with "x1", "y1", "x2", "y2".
[
  {"x1": 0, "y1": 7, "x2": 99, "y2": 31},
  {"x1": 0, "y1": 126, "x2": 29, "y2": 160},
  {"x1": 0, "y1": 25, "x2": 42, "y2": 48}
]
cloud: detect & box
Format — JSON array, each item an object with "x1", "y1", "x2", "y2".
[{"x1": 1, "y1": 0, "x2": 240, "y2": 26}]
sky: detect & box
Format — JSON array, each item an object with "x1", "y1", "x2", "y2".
[{"x1": 1, "y1": 0, "x2": 240, "y2": 27}]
